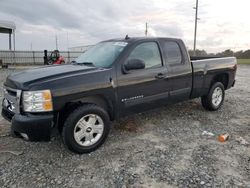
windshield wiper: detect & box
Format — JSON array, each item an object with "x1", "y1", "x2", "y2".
[{"x1": 73, "y1": 61, "x2": 96, "y2": 67}]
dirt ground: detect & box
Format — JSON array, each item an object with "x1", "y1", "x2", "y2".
[{"x1": 0, "y1": 65, "x2": 249, "y2": 188}]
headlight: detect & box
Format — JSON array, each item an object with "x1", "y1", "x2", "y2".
[{"x1": 22, "y1": 90, "x2": 53, "y2": 112}]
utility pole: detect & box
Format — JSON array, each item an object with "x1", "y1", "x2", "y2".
[
  {"x1": 66, "y1": 32, "x2": 69, "y2": 50},
  {"x1": 193, "y1": 0, "x2": 199, "y2": 56},
  {"x1": 9, "y1": 31, "x2": 12, "y2": 50},
  {"x1": 145, "y1": 22, "x2": 148, "y2": 37},
  {"x1": 13, "y1": 30, "x2": 15, "y2": 51},
  {"x1": 55, "y1": 35, "x2": 58, "y2": 50}
]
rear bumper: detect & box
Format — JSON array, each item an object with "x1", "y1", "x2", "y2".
[{"x1": 2, "y1": 108, "x2": 53, "y2": 141}]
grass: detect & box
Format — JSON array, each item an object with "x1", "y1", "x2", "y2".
[{"x1": 237, "y1": 59, "x2": 250, "y2": 65}]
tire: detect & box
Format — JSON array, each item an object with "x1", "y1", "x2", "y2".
[
  {"x1": 62, "y1": 104, "x2": 110, "y2": 154},
  {"x1": 201, "y1": 82, "x2": 225, "y2": 111},
  {"x1": 47, "y1": 60, "x2": 54, "y2": 65}
]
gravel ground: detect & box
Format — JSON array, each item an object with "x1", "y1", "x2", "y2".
[{"x1": 0, "y1": 65, "x2": 250, "y2": 188}]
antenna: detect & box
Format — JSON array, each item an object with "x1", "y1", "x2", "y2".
[
  {"x1": 55, "y1": 35, "x2": 58, "y2": 50},
  {"x1": 145, "y1": 22, "x2": 148, "y2": 36},
  {"x1": 125, "y1": 35, "x2": 130, "y2": 40},
  {"x1": 67, "y1": 32, "x2": 69, "y2": 50}
]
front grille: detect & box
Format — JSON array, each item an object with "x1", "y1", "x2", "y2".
[
  {"x1": 2, "y1": 86, "x2": 21, "y2": 114},
  {"x1": 6, "y1": 89, "x2": 17, "y2": 97}
]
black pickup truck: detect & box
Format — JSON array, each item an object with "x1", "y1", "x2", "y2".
[{"x1": 2, "y1": 37, "x2": 237, "y2": 153}]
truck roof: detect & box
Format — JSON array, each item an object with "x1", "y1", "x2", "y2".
[{"x1": 104, "y1": 37, "x2": 182, "y2": 43}]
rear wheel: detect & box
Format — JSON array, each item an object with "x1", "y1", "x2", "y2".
[
  {"x1": 62, "y1": 104, "x2": 110, "y2": 154},
  {"x1": 201, "y1": 82, "x2": 225, "y2": 111}
]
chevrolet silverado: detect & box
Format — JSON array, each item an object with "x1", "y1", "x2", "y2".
[{"x1": 2, "y1": 37, "x2": 237, "y2": 153}]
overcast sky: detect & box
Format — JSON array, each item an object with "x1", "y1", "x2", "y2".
[{"x1": 0, "y1": 0, "x2": 249, "y2": 52}]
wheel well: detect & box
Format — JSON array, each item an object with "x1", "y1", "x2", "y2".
[
  {"x1": 211, "y1": 73, "x2": 229, "y2": 89},
  {"x1": 56, "y1": 95, "x2": 114, "y2": 132}
]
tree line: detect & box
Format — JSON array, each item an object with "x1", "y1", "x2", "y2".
[{"x1": 188, "y1": 49, "x2": 250, "y2": 59}]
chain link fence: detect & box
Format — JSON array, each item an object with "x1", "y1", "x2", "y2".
[{"x1": 0, "y1": 50, "x2": 83, "y2": 65}]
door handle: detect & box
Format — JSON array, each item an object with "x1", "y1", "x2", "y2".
[{"x1": 155, "y1": 73, "x2": 166, "y2": 79}]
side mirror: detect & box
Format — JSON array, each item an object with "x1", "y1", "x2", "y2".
[{"x1": 123, "y1": 59, "x2": 145, "y2": 73}]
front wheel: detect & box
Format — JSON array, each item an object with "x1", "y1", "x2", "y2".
[
  {"x1": 201, "y1": 82, "x2": 225, "y2": 111},
  {"x1": 47, "y1": 59, "x2": 54, "y2": 65},
  {"x1": 62, "y1": 104, "x2": 110, "y2": 154}
]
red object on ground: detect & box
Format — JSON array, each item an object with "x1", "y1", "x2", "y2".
[{"x1": 218, "y1": 133, "x2": 229, "y2": 142}]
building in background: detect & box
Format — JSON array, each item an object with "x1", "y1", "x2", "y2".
[{"x1": 0, "y1": 20, "x2": 16, "y2": 50}]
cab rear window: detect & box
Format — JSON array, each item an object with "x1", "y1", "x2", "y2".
[{"x1": 163, "y1": 41, "x2": 183, "y2": 65}]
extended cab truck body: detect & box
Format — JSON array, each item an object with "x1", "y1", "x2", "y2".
[{"x1": 1, "y1": 37, "x2": 237, "y2": 153}]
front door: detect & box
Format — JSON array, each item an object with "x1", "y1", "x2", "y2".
[{"x1": 116, "y1": 41, "x2": 170, "y2": 116}]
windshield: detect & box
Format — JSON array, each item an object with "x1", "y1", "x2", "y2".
[{"x1": 74, "y1": 41, "x2": 128, "y2": 68}]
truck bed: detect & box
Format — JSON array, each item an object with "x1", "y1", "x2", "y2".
[
  {"x1": 190, "y1": 56, "x2": 237, "y2": 98},
  {"x1": 191, "y1": 56, "x2": 236, "y2": 70}
]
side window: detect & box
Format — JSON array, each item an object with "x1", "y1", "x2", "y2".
[
  {"x1": 163, "y1": 41, "x2": 183, "y2": 65},
  {"x1": 128, "y1": 42, "x2": 162, "y2": 69}
]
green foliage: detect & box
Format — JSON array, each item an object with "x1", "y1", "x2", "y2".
[
  {"x1": 216, "y1": 49, "x2": 234, "y2": 57},
  {"x1": 235, "y1": 50, "x2": 250, "y2": 59},
  {"x1": 188, "y1": 49, "x2": 207, "y2": 56},
  {"x1": 189, "y1": 49, "x2": 250, "y2": 59},
  {"x1": 237, "y1": 59, "x2": 250, "y2": 64}
]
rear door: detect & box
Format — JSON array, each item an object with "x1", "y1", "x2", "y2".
[
  {"x1": 116, "y1": 40, "x2": 170, "y2": 116},
  {"x1": 160, "y1": 39, "x2": 192, "y2": 102}
]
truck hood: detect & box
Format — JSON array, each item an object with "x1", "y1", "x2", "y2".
[{"x1": 5, "y1": 64, "x2": 105, "y2": 89}]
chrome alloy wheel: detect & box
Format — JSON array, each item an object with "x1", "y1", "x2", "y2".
[
  {"x1": 212, "y1": 87, "x2": 223, "y2": 107},
  {"x1": 74, "y1": 114, "x2": 104, "y2": 147}
]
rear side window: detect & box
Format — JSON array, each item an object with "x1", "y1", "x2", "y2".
[
  {"x1": 163, "y1": 41, "x2": 183, "y2": 65},
  {"x1": 128, "y1": 42, "x2": 162, "y2": 69}
]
